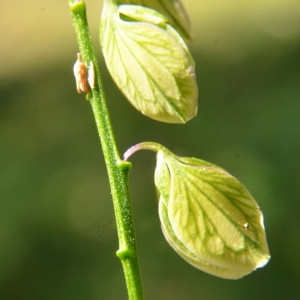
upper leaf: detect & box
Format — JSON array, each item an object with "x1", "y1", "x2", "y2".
[
  {"x1": 100, "y1": 1, "x2": 198, "y2": 123},
  {"x1": 154, "y1": 147, "x2": 270, "y2": 279}
]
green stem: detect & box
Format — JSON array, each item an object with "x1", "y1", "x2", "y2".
[{"x1": 69, "y1": 1, "x2": 143, "y2": 299}]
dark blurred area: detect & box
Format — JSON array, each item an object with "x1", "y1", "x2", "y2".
[{"x1": 0, "y1": 1, "x2": 300, "y2": 299}]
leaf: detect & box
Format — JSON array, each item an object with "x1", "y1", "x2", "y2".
[
  {"x1": 154, "y1": 147, "x2": 270, "y2": 279},
  {"x1": 116, "y1": 0, "x2": 192, "y2": 42},
  {"x1": 100, "y1": 2, "x2": 198, "y2": 123}
]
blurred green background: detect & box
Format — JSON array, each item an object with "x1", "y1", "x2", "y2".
[{"x1": 1, "y1": 0, "x2": 299, "y2": 299}]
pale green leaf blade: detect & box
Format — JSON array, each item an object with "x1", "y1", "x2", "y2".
[
  {"x1": 117, "y1": 0, "x2": 191, "y2": 42},
  {"x1": 100, "y1": 2, "x2": 198, "y2": 123},
  {"x1": 155, "y1": 150, "x2": 270, "y2": 279}
]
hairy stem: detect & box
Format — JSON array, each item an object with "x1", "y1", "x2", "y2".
[{"x1": 69, "y1": 1, "x2": 143, "y2": 299}]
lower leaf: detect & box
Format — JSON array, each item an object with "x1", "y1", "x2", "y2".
[{"x1": 155, "y1": 149, "x2": 270, "y2": 279}]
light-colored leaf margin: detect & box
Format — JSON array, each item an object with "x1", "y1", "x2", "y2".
[{"x1": 117, "y1": 0, "x2": 192, "y2": 42}]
